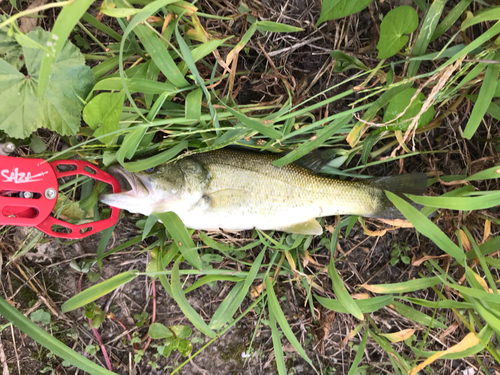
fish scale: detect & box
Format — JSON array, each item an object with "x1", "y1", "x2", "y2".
[{"x1": 99, "y1": 148, "x2": 427, "y2": 235}]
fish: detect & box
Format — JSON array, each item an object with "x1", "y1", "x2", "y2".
[{"x1": 99, "y1": 148, "x2": 427, "y2": 235}]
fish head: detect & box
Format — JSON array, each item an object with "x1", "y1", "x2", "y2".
[{"x1": 99, "y1": 159, "x2": 211, "y2": 216}]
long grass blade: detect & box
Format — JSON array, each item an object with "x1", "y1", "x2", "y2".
[
  {"x1": 171, "y1": 258, "x2": 216, "y2": 337},
  {"x1": 0, "y1": 297, "x2": 115, "y2": 374},
  {"x1": 156, "y1": 211, "x2": 202, "y2": 269},
  {"x1": 61, "y1": 271, "x2": 138, "y2": 312},
  {"x1": 265, "y1": 275, "x2": 314, "y2": 367},
  {"x1": 386, "y1": 192, "x2": 466, "y2": 263}
]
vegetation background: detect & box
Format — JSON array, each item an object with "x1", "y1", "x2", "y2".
[{"x1": 0, "y1": 0, "x2": 500, "y2": 374}]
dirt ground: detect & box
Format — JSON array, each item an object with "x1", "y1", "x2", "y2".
[{"x1": 1, "y1": 0, "x2": 499, "y2": 374}]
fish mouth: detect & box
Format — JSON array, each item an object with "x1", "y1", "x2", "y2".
[{"x1": 106, "y1": 165, "x2": 150, "y2": 198}]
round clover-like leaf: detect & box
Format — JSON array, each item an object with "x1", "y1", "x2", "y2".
[
  {"x1": 382, "y1": 87, "x2": 435, "y2": 131},
  {"x1": 0, "y1": 27, "x2": 95, "y2": 138},
  {"x1": 377, "y1": 6, "x2": 418, "y2": 59}
]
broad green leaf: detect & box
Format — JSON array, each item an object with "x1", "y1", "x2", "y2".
[
  {"x1": 171, "y1": 259, "x2": 216, "y2": 338},
  {"x1": 0, "y1": 15, "x2": 23, "y2": 69},
  {"x1": 61, "y1": 271, "x2": 138, "y2": 312},
  {"x1": 170, "y1": 325, "x2": 192, "y2": 339},
  {"x1": 265, "y1": 275, "x2": 314, "y2": 367},
  {"x1": 382, "y1": 88, "x2": 435, "y2": 131},
  {"x1": 316, "y1": 0, "x2": 373, "y2": 25},
  {"x1": 386, "y1": 192, "x2": 466, "y2": 263},
  {"x1": 0, "y1": 296, "x2": 115, "y2": 374},
  {"x1": 83, "y1": 91, "x2": 125, "y2": 144},
  {"x1": 14, "y1": 33, "x2": 47, "y2": 51},
  {"x1": 37, "y1": 0, "x2": 94, "y2": 99},
  {"x1": 149, "y1": 322, "x2": 174, "y2": 339},
  {"x1": 156, "y1": 211, "x2": 202, "y2": 270},
  {"x1": 463, "y1": 53, "x2": 500, "y2": 139},
  {"x1": 328, "y1": 258, "x2": 364, "y2": 320},
  {"x1": 314, "y1": 295, "x2": 393, "y2": 313},
  {"x1": 0, "y1": 28, "x2": 94, "y2": 138},
  {"x1": 377, "y1": 6, "x2": 419, "y2": 59},
  {"x1": 31, "y1": 309, "x2": 51, "y2": 325}
]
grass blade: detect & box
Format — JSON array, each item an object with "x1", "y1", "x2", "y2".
[
  {"x1": 362, "y1": 276, "x2": 441, "y2": 294},
  {"x1": 315, "y1": 295, "x2": 393, "y2": 313},
  {"x1": 184, "y1": 275, "x2": 244, "y2": 293},
  {"x1": 328, "y1": 258, "x2": 364, "y2": 320},
  {"x1": 386, "y1": 192, "x2": 466, "y2": 263},
  {"x1": 269, "y1": 303, "x2": 287, "y2": 375},
  {"x1": 391, "y1": 301, "x2": 447, "y2": 328},
  {"x1": 347, "y1": 327, "x2": 368, "y2": 375},
  {"x1": 265, "y1": 275, "x2": 314, "y2": 368},
  {"x1": 156, "y1": 211, "x2": 202, "y2": 269},
  {"x1": 210, "y1": 247, "x2": 266, "y2": 330},
  {"x1": 407, "y1": 191, "x2": 500, "y2": 211},
  {"x1": 61, "y1": 271, "x2": 138, "y2": 312},
  {"x1": 122, "y1": 140, "x2": 188, "y2": 172},
  {"x1": 224, "y1": 106, "x2": 282, "y2": 139},
  {"x1": 273, "y1": 114, "x2": 351, "y2": 166},
  {"x1": 171, "y1": 258, "x2": 216, "y2": 337},
  {"x1": 38, "y1": 0, "x2": 95, "y2": 98},
  {"x1": 0, "y1": 297, "x2": 115, "y2": 374},
  {"x1": 463, "y1": 54, "x2": 500, "y2": 139}
]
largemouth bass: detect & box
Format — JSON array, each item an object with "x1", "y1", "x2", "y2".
[{"x1": 99, "y1": 149, "x2": 427, "y2": 235}]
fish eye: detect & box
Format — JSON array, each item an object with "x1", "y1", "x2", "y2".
[{"x1": 145, "y1": 167, "x2": 155, "y2": 173}]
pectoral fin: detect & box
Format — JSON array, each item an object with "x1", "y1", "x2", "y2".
[{"x1": 278, "y1": 219, "x2": 323, "y2": 235}]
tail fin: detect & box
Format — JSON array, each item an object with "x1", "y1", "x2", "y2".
[{"x1": 366, "y1": 173, "x2": 428, "y2": 219}]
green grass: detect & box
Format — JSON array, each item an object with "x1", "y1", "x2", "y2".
[{"x1": 0, "y1": 0, "x2": 500, "y2": 373}]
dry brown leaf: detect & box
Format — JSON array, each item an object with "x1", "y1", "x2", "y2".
[
  {"x1": 439, "y1": 322, "x2": 459, "y2": 342},
  {"x1": 458, "y1": 229, "x2": 471, "y2": 252},
  {"x1": 411, "y1": 332, "x2": 480, "y2": 374},
  {"x1": 352, "y1": 293, "x2": 370, "y2": 300},
  {"x1": 380, "y1": 328, "x2": 416, "y2": 343},
  {"x1": 483, "y1": 219, "x2": 491, "y2": 243},
  {"x1": 147, "y1": 16, "x2": 163, "y2": 23},
  {"x1": 376, "y1": 218, "x2": 414, "y2": 228},
  {"x1": 412, "y1": 254, "x2": 449, "y2": 267},
  {"x1": 320, "y1": 311, "x2": 336, "y2": 355}
]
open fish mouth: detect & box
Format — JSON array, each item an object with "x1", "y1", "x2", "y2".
[{"x1": 107, "y1": 165, "x2": 150, "y2": 198}]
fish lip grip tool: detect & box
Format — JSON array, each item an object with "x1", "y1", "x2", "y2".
[{"x1": 0, "y1": 143, "x2": 121, "y2": 239}]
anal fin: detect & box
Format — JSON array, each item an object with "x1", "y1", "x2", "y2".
[{"x1": 278, "y1": 219, "x2": 323, "y2": 235}]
